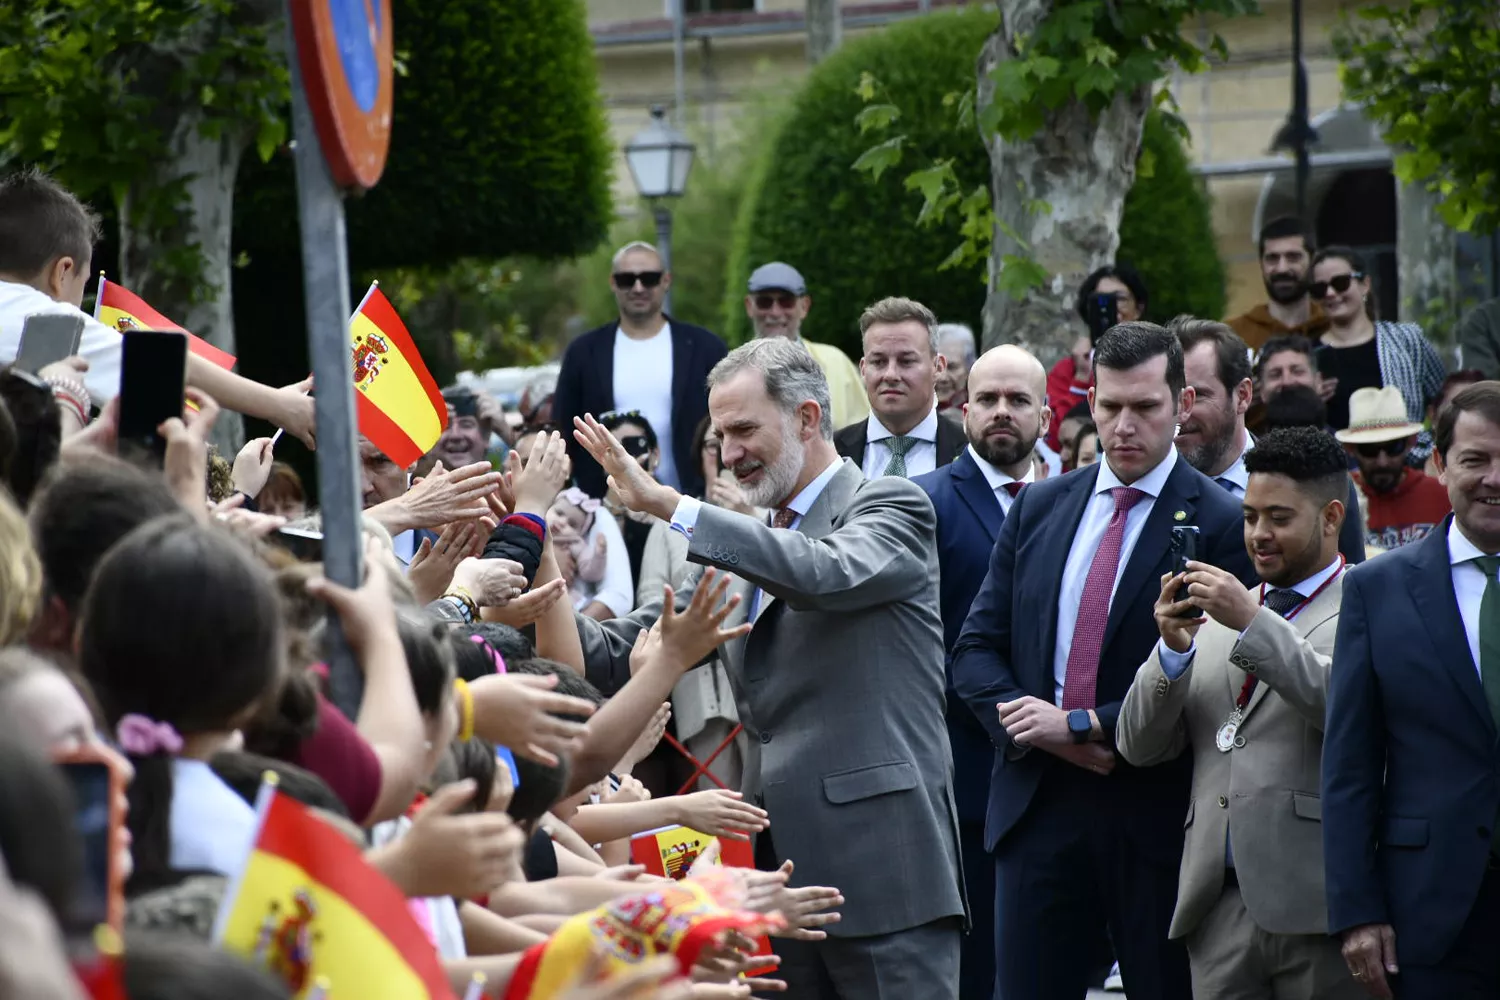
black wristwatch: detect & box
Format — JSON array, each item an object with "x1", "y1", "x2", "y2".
[{"x1": 1067, "y1": 709, "x2": 1093, "y2": 744}]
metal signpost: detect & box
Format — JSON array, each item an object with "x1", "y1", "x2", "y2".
[{"x1": 285, "y1": 0, "x2": 395, "y2": 720}]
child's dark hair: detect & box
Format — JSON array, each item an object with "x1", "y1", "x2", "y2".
[
  {"x1": 77, "y1": 516, "x2": 285, "y2": 896},
  {"x1": 398, "y1": 608, "x2": 455, "y2": 716},
  {"x1": 122, "y1": 929, "x2": 292, "y2": 1000},
  {"x1": 209, "y1": 752, "x2": 350, "y2": 820},
  {"x1": 509, "y1": 753, "x2": 569, "y2": 827},
  {"x1": 463, "y1": 622, "x2": 535, "y2": 668},
  {"x1": 511, "y1": 657, "x2": 605, "y2": 722},
  {"x1": 451, "y1": 631, "x2": 503, "y2": 683},
  {"x1": 431, "y1": 738, "x2": 497, "y2": 814}
]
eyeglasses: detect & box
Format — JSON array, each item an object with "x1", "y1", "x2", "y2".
[
  {"x1": 618, "y1": 435, "x2": 652, "y2": 458},
  {"x1": 1309, "y1": 272, "x2": 1365, "y2": 299},
  {"x1": 612, "y1": 271, "x2": 664, "y2": 290},
  {"x1": 753, "y1": 292, "x2": 798, "y2": 310},
  {"x1": 1354, "y1": 438, "x2": 1409, "y2": 459}
]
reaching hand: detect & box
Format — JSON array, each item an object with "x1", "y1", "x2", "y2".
[
  {"x1": 644, "y1": 571, "x2": 750, "y2": 674},
  {"x1": 273, "y1": 375, "x2": 317, "y2": 449},
  {"x1": 400, "y1": 460, "x2": 507, "y2": 531},
  {"x1": 1049, "y1": 742, "x2": 1116, "y2": 776},
  {"x1": 408, "y1": 521, "x2": 485, "y2": 605},
  {"x1": 59, "y1": 396, "x2": 119, "y2": 457},
  {"x1": 1182, "y1": 560, "x2": 1260, "y2": 633},
  {"x1": 618, "y1": 702, "x2": 671, "y2": 774},
  {"x1": 573, "y1": 414, "x2": 677, "y2": 519},
  {"x1": 380, "y1": 781, "x2": 525, "y2": 898},
  {"x1": 512, "y1": 430, "x2": 572, "y2": 515},
  {"x1": 604, "y1": 774, "x2": 651, "y2": 804},
  {"x1": 997, "y1": 695, "x2": 1074, "y2": 750},
  {"x1": 671, "y1": 790, "x2": 769, "y2": 841},
  {"x1": 452, "y1": 556, "x2": 528, "y2": 608},
  {"x1": 755, "y1": 860, "x2": 843, "y2": 941},
  {"x1": 556, "y1": 952, "x2": 689, "y2": 1000},
  {"x1": 210, "y1": 493, "x2": 287, "y2": 539},
  {"x1": 304, "y1": 539, "x2": 401, "y2": 658},
  {"x1": 159, "y1": 387, "x2": 221, "y2": 518},
  {"x1": 487, "y1": 576, "x2": 569, "y2": 628},
  {"x1": 469, "y1": 671, "x2": 598, "y2": 766},
  {"x1": 232, "y1": 436, "x2": 277, "y2": 498},
  {"x1": 705, "y1": 472, "x2": 756, "y2": 517},
  {"x1": 1154, "y1": 571, "x2": 1206, "y2": 654}
]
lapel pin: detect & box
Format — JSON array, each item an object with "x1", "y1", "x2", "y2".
[{"x1": 1174, "y1": 510, "x2": 1187, "y2": 522}]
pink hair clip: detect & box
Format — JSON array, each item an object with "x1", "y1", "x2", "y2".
[
  {"x1": 117, "y1": 713, "x2": 184, "y2": 756},
  {"x1": 470, "y1": 634, "x2": 507, "y2": 674}
]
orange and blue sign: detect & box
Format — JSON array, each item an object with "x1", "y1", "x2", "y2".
[{"x1": 290, "y1": 0, "x2": 394, "y2": 191}]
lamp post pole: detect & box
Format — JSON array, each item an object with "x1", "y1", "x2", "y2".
[
  {"x1": 1290, "y1": 0, "x2": 1310, "y2": 223},
  {"x1": 654, "y1": 204, "x2": 674, "y2": 315}
]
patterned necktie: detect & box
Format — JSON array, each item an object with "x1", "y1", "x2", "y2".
[
  {"x1": 772, "y1": 507, "x2": 797, "y2": 530},
  {"x1": 882, "y1": 435, "x2": 915, "y2": 478},
  {"x1": 1003, "y1": 481, "x2": 1025, "y2": 498},
  {"x1": 1263, "y1": 588, "x2": 1305, "y2": 618},
  {"x1": 1061, "y1": 487, "x2": 1148, "y2": 710}
]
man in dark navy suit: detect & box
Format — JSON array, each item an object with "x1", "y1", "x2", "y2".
[
  {"x1": 553, "y1": 241, "x2": 727, "y2": 499},
  {"x1": 952, "y1": 322, "x2": 1254, "y2": 1000},
  {"x1": 1323, "y1": 381, "x2": 1500, "y2": 999},
  {"x1": 914, "y1": 344, "x2": 1051, "y2": 999}
]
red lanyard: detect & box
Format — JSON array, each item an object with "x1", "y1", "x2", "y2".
[{"x1": 1234, "y1": 556, "x2": 1345, "y2": 709}]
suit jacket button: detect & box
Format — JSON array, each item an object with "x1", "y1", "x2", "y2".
[
  {"x1": 760, "y1": 731, "x2": 772, "y2": 744},
  {"x1": 1244, "y1": 661, "x2": 1257, "y2": 673},
  {"x1": 730, "y1": 554, "x2": 740, "y2": 565},
  {"x1": 1217, "y1": 796, "x2": 1228, "y2": 808}
]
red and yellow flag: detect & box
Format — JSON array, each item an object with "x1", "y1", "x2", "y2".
[
  {"x1": 350, "y1": 283, "x2": 447, "y2": 468},
  {"x1": 213, "y1": 781, "x2": 455, "y2": 1000},
  {"x1": 94, "y1": 276, "x2": 237, "y2": 371},
  {"x1": 629, "y1": 825, "x2": 754, "y2": 879}
]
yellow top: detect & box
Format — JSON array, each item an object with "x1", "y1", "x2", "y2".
[{"x1": 803, "y1": 338, "x2": 870, "y2": 430}]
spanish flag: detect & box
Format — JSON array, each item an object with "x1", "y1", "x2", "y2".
[
  {"x1": 213, "y1": 778, "x2": 455, "y2": 1000},
  {"x1": 503, "y1": 868, "x2": 785, "y2": 1000},
  {"x1": 629, "y1": 825, "x2": 754, "y2": 879},
  {"x1": 94, "y1": 276, "x2": 237, "y2": 371},
  {"x1": 350, "y1": 282, "x2": 446, "y2": 468}
]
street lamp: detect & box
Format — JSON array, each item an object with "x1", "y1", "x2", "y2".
[
  {"x1": 1270, "y1": 0, "x2": 1320, "y2": 224},
  {"x1": 625, "y1": 104, "x2": 695, "y2": 314}
]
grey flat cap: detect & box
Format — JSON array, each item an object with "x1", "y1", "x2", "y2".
[{"x1": 747, "y1": 262, "x2": 807, "y2": 295}]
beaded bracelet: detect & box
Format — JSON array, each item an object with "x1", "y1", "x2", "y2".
[
  {"x1": 444, "y1": 585, "x2": 479, "y2": 621},
  {"x1": 44, "y1": 374, "x2": 91, "y2": 425},
  {"x1": 453, "y1": 677, "x2": 476, "y2": 743}
]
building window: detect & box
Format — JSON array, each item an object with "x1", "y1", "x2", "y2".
[{"x1": 676, "y1": 0, "x2": 757, "y2": 14}]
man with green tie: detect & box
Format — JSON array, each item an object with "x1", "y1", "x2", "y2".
[{"x1": 834, "y1": 296, "x2": 966, "y2": 478}]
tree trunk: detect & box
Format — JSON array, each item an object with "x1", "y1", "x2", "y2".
[
  {"x1": 978, "y1": 0, "x2": 1151, "y2": 363},
  {"x1": 1396, "y1": 176, "x2": 1458, "y2": 354},
  {"x1": 806, "y1": 0, "x2": 842, "y2": 64},
  {"x1": 120, "y1": 111, "x2": 252, "y2": 451}
]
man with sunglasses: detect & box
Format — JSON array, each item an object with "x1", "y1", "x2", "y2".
[
  {"x1": 1225, "y1": 217, "x2": 1329, "y2": 352},
  {"x1": 1336, "y1": 386, "x2": 1451, "y2": 550},
  {"x1": 744, "y1": 262, "x2": 869, "y2": 429},
  {"x1": 555, "y1": 241, "x2": 727, "y2": 501}
]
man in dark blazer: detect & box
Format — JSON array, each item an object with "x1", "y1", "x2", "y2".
[
  {"x1": 553, "y1": 241, "x2": 727, "y2": 499},
  {"x1": 833, "y1": 297, "x2": 965, "y2": 477},
  {"x1": 1323, "y1": 382, "x2": 1500, "y2": 999},
  {"x1": 951, "y1": 323, "x2": 1255, "y2": 1000},
  {"x1": 913, "y1": 344, "x2": 1050, "y2": 999}
]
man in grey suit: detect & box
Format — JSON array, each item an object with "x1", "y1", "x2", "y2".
[{"x1": 572, "y1": 336, "x2": 965, "y2": 999}]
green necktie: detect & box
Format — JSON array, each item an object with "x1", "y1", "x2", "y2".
[
  {"x1": 1479, "y1": 556, "x2": 1500, "y2": 726},
  {"x1": 882, "y1": 435, "x2": 915, "y2": 478}
]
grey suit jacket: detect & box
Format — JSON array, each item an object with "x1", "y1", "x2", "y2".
[
  {"x1": 578, "y1": 460, "x2": 966, "y2": 938},
  {"x1": 1117, "y1": 573, "x2": 1343, "y2": 939}
]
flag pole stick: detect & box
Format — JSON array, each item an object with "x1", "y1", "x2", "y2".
[
  {"x1": 462, "y1": 972, "x2": 487, "y2": 1000},
  {"x1": 93, "y1": 273, "x2": 106, "y2": 321}
]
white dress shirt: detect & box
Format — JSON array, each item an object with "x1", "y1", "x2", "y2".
[
  {"x1": 862, "y1": 404, "x2": 940, "y2": 479},
  {"x1": 612, "y1": 322, "x2": 679, "y2": 489},
  {"x1": 968, "y1": 444, "x2": 1035, "y2": 517},
  {"x1": 1448, "y1": 517, "x2": 1496, "y2": 676},
  {"x1": 1213, "y1": 432, "x2": 1254, "y2": 499},
  {"x1": 1052, "y1": 448, "x2": 1180, "y2": 705},
  {"x1": 0, "y1": 278, "x2": 125, "y2": 404}
]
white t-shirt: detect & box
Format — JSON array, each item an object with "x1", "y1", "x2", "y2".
[
  {"x1": 569, "y1": 509, "x2": 635, "y2": 617},
  {"x1": 612, "y1": 323, "x2": 677, "y2": 489},
  {"x1": 169, "y1": 758, "x2": 258, "y2": 876},
  {"x1": 0, "y1": 279, "x2": 123, "y2": 402}
]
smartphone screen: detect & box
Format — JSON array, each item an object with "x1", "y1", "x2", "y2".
[
  {"x1": 117, "y1": 331, "x2": 188, "y2": 465},
  {"x1": 273, "y1": 526, "x2": 324, "y2": 562},
  {"x1": 16, "y1": 313, "x2": 86, "y2": 372},
  {"x1": 1087, "y1": 294, "x2": 1120, "y2": 344},
  {"x1": 61, "y1": 762, "x2": 112, "y2": 930}
]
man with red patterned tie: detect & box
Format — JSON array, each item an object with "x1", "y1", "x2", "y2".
[{"x1": 952, "y1": 323, "x2": 1254, "y2": 1000}]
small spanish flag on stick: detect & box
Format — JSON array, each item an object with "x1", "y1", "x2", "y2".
[
  {"x1": 213, "y1": 774, "x2": 456, "y2": 1000},
  {"x1": 94, "y1": 275, "x2": 238, "y2": 371},
  {"x1": 349, "y1": 281, "x2": 447, "y2": 468}
]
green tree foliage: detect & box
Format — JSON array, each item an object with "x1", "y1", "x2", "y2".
[
  {"x1": 726, "y1": 7, "x2": 1225, "y2": 356},
  {"x1": 1335, "y1": 0, "x2": 1500, "y2": 234}
]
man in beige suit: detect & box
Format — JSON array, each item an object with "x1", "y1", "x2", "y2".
[{"x1": 1118, "y1": 425, "x2": 1362, "y2": 1000}]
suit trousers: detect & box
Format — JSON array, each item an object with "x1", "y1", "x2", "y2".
[
  {"x1": 1392, "y1": 864, "x2": 1500, "y2": 999},
  {"x1": 958, "y1": 818, "x2": 997, "y2": 1000},
  {"x1": 992, "y1": 764, "x2": 1191, "y2": 1000},
  {"x1": 1185, "y1": 877, "x2": 1361, "y2": 1000}
]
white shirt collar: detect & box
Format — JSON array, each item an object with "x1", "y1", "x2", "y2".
[
  {"x1": 968, "y1": 444, "x2": 1035, "y2": 492},
  {"x1": 1282, "y1": 554, "x2": 1344, "y2": 599},
  {"x1": 781, "y1": 458, "x2": 844, "y2": 518},
  {"x1": 1096, "y1": 446, "x2": 1178, "y2": 499},
  {"x1": 1448, "y1": 516, "x2": 1496, "y2": 567},
  {"x1": 1217, "y1": 430, "x2": 1254, "y2": 492},
  {"x1": 866, "y1": 404, "x2": 940, "y2": 445}
]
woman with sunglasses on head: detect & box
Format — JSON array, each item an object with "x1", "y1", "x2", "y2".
[{"x1": 1310, "y1": 246, "x2": 1446, "y2": 463}]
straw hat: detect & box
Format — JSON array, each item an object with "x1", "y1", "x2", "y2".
[{"x1": 1334, "y1": 386, "x2": 1425, "y2": 444}]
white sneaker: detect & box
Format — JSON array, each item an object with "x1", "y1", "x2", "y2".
[{"x1": 1103, "y1": 962, "x2": 1124, "y2": 991}]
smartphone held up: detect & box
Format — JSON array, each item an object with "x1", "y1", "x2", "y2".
[
  {"x1": 117, "y1": 330, "x2": 189, "y2": 467},
  {"x1": 1169, "y1": 525, "x2": 1202, "y2": 617}
]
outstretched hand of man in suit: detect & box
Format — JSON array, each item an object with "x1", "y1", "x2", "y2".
[{"x1": 574, "y1": 413, "x2": 683, "y2": 521}]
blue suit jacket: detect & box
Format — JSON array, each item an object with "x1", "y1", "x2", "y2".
[
  {"x1": 913, "y1": 449, "x2": 1007, "y2": 825},
  {"x1": 1322, "y1": 518, "x2": 1499, "y2": 965},
  {"x1": 950, "y1": 457, "x2": 1254, "y2": 854}
]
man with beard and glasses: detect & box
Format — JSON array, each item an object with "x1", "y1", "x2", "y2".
[
  {"x1": 571, "y1": 337, "x2": 965, "y2": 999},
  {"x1": 1226, "y1": 218, "x2": 1329, "y2": 352},
  {"x1": 1119, "y1": 427, "x2": 1361, "y2": 1000},
  {"x1": 914, "y1": 344, "x2": 1050, "y2": 999},
  {"x1": 1337, "y1": 386, "x2": 1452, "y2": 551},
  {"x1": 1176, "y1": 319, "x2": 1367, "y2": 565},
  {"x1": 554, "y1": 240, "x2": 727, "y2": 500}
]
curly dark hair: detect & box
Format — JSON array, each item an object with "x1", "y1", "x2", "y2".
[{"x1": 1244, "y1": 426, "x2": 1349, "y2": 505}]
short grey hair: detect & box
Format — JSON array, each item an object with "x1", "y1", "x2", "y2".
[
  {"x1": 858, "y1": 296, "x2": 939, "y2": 354},
  {"x1": 611, "y1": 240, "x2": 662, "y2": 271},
  {"x1": 707, "y1": 338, "x2": 834, "y2": 439},
  {"x1": 935, "y1": 323, "x2": 977, "y2": 365}
]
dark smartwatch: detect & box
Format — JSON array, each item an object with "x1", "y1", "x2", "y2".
[{"x1": 1067, "y1": 709, "x2": 1093, "y2": 744}]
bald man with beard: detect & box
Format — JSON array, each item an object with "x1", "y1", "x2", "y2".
[{"x1": 913, "y1": 345, "x2": 1051, "y2": 998}]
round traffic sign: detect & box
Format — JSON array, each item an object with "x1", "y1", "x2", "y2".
[{"x1": 290, "y1": 0, "x2": 394, "y2": 190}]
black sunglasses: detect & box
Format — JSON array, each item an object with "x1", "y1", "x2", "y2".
[
  {"x1": 1309, "y1": 272, "x2": 1365, "y2": 299},
  {"x1": 612, "y1": 271, "x2": 664, "y2": 290},
  {"x1": 618, "y1": 435, "x2": 652, "y2": 458},
  {"x1": 1354, "y1": 438, "x2": 1408, "y2": 459},
  {"x1": 753, "y1": 292, "x2": 798, "y2": 310}
]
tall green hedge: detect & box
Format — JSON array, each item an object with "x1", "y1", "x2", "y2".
[{"x1": 724, "y1": 6, "x2": 1225, "y2": 356}]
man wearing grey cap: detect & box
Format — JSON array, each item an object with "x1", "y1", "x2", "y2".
[{"x1": 745, "y1": 262, "x2": 869, "y2": 429}]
